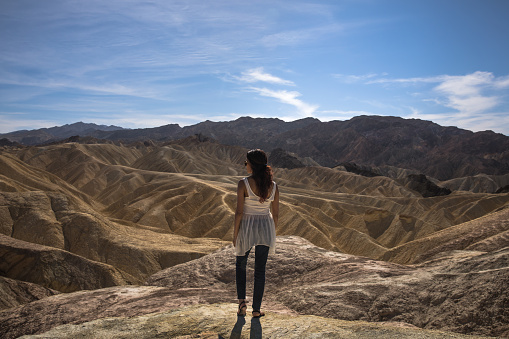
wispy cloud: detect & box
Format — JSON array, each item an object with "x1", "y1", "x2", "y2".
[
  {"x1": 0, "y1": 75, "x2": 168, "y2": 101},
  {"x1": 333, "y1": 73, "x2": 385, "y2": 83},
  {"x1": 337, "y1": 71, "x2": 509, "y2": 132},
  {"x1": 236, "y1": 68, "x2": 295, "y2": 86},
  {"x1": 365, "y1": 75, "x2": 444, "y2": 85},
  {"x1": 432, "y1": 72, "x2": 503, "y2": 114},
  {"x1": 249, "y1": 87, "x2": 318, "y2": 116},
  {"x1": 260, "y1": 23, "x2": 344, "y2": 48},
  {"x1": 228, "y1": 67, "x2": 317, "y2": 117},
  {"x1": 494, "y1": 76, "x2": 509, "y2": 88}
]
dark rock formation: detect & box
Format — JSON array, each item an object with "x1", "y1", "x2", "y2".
[
  {"x1": 0, "y1": 277, "x2": 59, "y2": 310},
  {"x1": 341, "y1": 162, "x2": 380, "y2": 177},
  {"x1": 404, "y1": 174, "x2": 452, "y2": 197},
  {"x1": 269, "y1": 148, "x2": 305, "y2": 169},
  {"x1": 496, "y1": 185, "x2": 509, "y2": 193},
  {"x1": 0, "y1": 138, "x2": 20, "y2": 147}
]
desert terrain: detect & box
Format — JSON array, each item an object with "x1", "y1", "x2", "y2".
[{"x1": 1, "y1": 127, "x2": 509, "y2": 338}]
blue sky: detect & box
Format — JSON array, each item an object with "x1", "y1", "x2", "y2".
[{"x1": 1, "y1": 0, "x2": 509, "y2": 134}]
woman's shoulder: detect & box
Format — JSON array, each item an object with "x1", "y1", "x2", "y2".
[{"x1": 271, "y1": 181, "x2": 278, "y2": 193}]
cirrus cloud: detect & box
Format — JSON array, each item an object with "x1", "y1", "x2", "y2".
[
  {"x1": 249, "y1": 87, "x2": 318, "y2": 117},
  {"x1": 331, "y1": 71, "x2": 509, "y2": 133},
  {"x1": 236, "y1": 67, "x2": 295, "y2": 86},
  {"x1": 354, "y1": 71, "x2": 508, "y2": 119},
  {"x1": 433, "y1": 72, "x2": 503, "y2": 114},
  {"x1": 231, "y1": 67, "x2": 318, "y2": 117}
]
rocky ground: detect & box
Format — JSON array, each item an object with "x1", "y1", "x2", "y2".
[
  {"x1": 1, "y1": 236, "x2": 507, "y2": 338},
  {"x1": 18, "y1": 303, "x2": 494, "y2": 339}
]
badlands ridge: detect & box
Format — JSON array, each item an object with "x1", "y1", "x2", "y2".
[{"x1": 0, "y1": 136, "x2": 508, "y2": 338}]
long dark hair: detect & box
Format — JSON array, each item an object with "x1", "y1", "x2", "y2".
[{"x1": 247, "y1": 149, "x2": 273, "y2": 203}]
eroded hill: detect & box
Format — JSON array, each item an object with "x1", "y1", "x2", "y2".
[{"x1": 3, "y1": 139, "x2": 509, "y2": 261}]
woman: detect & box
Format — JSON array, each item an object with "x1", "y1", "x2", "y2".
[{"x1": 233, "y1": 149, "x2": 279, "y2": 318}]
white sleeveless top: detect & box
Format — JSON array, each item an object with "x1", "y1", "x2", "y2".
[{"x1": 234, "y1": 178, "x2": 277, "y2": 256}]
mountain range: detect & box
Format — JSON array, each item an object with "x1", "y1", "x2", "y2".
[{"x1": 2, "y1": 115, "x2": 509, "y2": 180}]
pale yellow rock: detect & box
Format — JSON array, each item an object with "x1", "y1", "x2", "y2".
[{"x1": 19, "y1": 303, "x2": 492, "y2": 339}]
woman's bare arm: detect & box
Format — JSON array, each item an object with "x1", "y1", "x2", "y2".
[
  {"x1": 233, "y1": 180, "x2": 246, "y2": 247},
  {"x1": 271, "y1": 185, "x2": 279, "y2": 228}
]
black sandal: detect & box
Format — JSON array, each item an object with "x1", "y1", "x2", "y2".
[
  {"x1": 237, "y1": 301, "x2": 247, "y2": 316},
  {"x1": 252, "y1": 310, "x2": 265, "y2": 318}
]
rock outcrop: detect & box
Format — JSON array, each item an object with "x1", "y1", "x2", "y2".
[
  {"x1": 402, "y1": 173, "x2": 452, "y2": 197},
  {"x1": 146, "y1": 236, "x2": 509, "y2": 337},
  {"x1": 497, "y1": 185, "x2": 509, "y2": 194},
  {"x1": 340, "y1": 162, "x2": 380, "y2": 177},
  {"x1": 268, "y1": 148, "x2": 306, "y2": 169},
  {"x1": 1, "y1": 236, "x2": 507, "y2": 338}
]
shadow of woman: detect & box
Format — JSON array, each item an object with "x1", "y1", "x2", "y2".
[
  {"x1": 250, "y1": 317, "x2": 262, "y2": 339},
  {"x1": 230, "y1": 315, "x2": 246, "y2": 339},
  {"x1": 230, "y1": 315, "x2": 263, "y2": 339}
]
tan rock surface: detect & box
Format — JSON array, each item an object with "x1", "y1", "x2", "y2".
[
  {"x1": 442, "y1": 173, "x2": 509, "y2": 193},
  {"x1": 134, "y1": 138, "x2": 247, "y2": 175},
  {"x1": 0, "y1": 152, "x2": 96, "y2": 207},
  {"x1": 4, "y1": 141, "x2": 509, "y2": 252},
  {"x1": 7, "y1": 142, "x2": 509, "y2": 261},
  {"x1": 19, "y1": 303, "x2": 492, "y2": 339},
  {"x1": 0, "y1": 150, "x2": 229, "y2": 290},
  {"x1": 0, "y1": 189, "x2": 228, "y2": 284},
  {"x1": 275, "y1": 166, "x2": 417, "y2": 197},
  {"x1": 0, "y1": 234, "x2": 137, "y2": 291},
  {"x1": 382, "y1": 205, "x2": 509, "y2": 264}
]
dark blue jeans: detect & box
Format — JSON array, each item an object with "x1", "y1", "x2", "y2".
[{"x1": 236, "y1": 245, "x2": 269, "y2": 311}]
